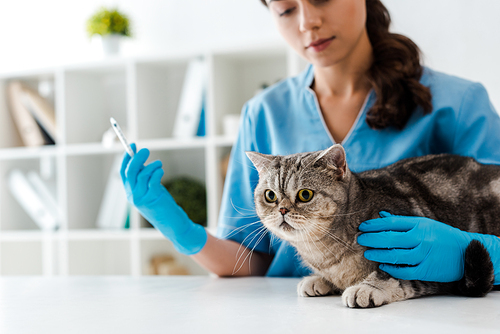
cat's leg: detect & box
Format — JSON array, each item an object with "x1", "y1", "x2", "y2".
[
  {"x1": 297, "y1": 275, "x2": 340, "y2": 297},
  {"x1": 342, "y1": 271, "x2": 440, "y2": 308},
  {"x1": 342, "y1": 240, "x2": 495, "y2": 308}
]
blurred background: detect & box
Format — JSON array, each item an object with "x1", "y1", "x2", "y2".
[
  {"x1": 0, "y1": 0, "x2": 498, "y2": 277},
  {"x1": 1, "y1": 0, "x2": 499, "y2": 106}
]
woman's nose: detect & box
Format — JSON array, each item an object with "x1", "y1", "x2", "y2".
[{"x1": 299, "y1": 2, "x2": 322, "y2": 33}]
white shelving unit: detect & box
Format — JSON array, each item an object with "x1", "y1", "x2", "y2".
[{"x1": 0, "y1": 46, "x2": 309, "y2": 276}]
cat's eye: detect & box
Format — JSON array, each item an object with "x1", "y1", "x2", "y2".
[
  {"x1": 265, "y1": 190, "x2": 277, "y2": 203},
  {"x1": 297, "y1": 189, "x2": 314, "y2": 202}
]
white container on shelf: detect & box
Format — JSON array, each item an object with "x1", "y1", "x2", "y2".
[{"x1": 101, "y1": 34, "x2": 122, "y2": 56}]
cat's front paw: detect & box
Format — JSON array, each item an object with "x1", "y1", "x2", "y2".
[
  {"x1": 342, "y1": 284, "x2": 388, "y2": 308},
  {"x1": 297, "y1": 275, "x2": 336, "y2": 297}
]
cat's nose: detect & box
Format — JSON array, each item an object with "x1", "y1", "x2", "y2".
[{"x1": 279, "y1": 208, "x2": 289, "y2": 215}]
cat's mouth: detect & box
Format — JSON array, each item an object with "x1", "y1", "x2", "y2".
[{"x1": 279, "y1": 220, "x2": 294, "y2": 231}]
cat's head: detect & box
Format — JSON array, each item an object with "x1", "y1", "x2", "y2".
[{"x1": 246, "y1": 144, "x2": 351, "y2": 243}]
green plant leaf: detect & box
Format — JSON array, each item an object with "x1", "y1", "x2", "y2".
[
  {"x1": 86, "y1": 7, "x2": 132, "y2": 37},
  {"x1": 163, "y1": 176, "x2": 207, "y2": 227}
]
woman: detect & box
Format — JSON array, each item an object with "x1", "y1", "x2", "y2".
[{"x1": 121, "y1": 0, "x2": 500, "y2": 284}]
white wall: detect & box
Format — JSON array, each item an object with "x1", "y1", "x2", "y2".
[
  {"x1": 0, "y1": 0, "x2": 280, "y2": 69},
  {"x1": 385, "y1": 0, "x2": 500, "y2": 109},
  {"x1": 1, "y1": 0, "x2": 499, "y2": 106}
]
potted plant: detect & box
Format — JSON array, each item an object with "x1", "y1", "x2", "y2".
[{"x1": 86, "y1": 7, "x2": 131, "y2": 55}]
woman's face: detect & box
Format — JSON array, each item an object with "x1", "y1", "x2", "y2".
[{"x1": 266, "y1": 0, "x2": 368, "y2": 68}]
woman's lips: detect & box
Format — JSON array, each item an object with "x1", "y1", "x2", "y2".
[{"x1": 307, "y1": 37, "x2": 335, "y2": 52}]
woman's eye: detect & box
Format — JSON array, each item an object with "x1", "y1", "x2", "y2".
[
  {"x1": 297, "y1": 189, "x2": 314, "y2": 202},
  {"x1": 279, "y1": 8, "x2": 295, "y2": 16},
  {"x1": 265, "y1": 190, "x2": 277, "y2": 203}
]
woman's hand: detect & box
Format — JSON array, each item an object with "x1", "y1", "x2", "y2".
[
  {"x1": 120, "y1": 143, "x2": 207, "y2": 255},
  {"x1": 357, "y1": 212, "x2": 500, "y2": 284}
]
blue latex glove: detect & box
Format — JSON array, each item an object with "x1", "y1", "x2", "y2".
[
  {"x1": 358, "y1": 212, "x2": 500, "y2": 284},
  {"x1": 120, "y1": 143, "x2": 207, "y2": 255}
]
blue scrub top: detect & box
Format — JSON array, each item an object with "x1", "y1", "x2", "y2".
[{"x1": 215, "y1": 64, "x2": 500, "y2": 277}]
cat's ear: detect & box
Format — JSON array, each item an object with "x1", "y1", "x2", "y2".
[
  {"x1": 246, "y1": 151, "x2": 274, "y2": 175},
  {"x1": 315, "y1": 144, "x2": 347, "y2": 179}
]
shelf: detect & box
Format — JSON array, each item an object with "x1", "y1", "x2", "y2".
[
  {"x1": 0, "y1": 157, "x2": 59, "y2": 231},
  {"x1": 66, "y1": 229, "x2": 132, "y2": 240},
  {"x1": 1, "y1": 241, "x2": 43, "y2": 275},
  {"x1": 140, "y1": 238, "x2": 208, "y2": 275},
  {"x1": 0, "y1": 69, "x2": 56, "y2": 81},
  {"x1": 138, "y1": 228, "x2": 165, "y2": 239},
  {"x1": 62, "y1": 139, "x2": 210, "y2": 157},
  {"x1": 0, "y1": 136, "x2": 233, "y2": 160},
  {"x1": 0, "y1": 145, "x2": 59, "y2": 161},
  {"x1": 211, "y1": 52, "x2": 288, "y2": 136},
  {"x1": 0, "y1": 228, "x2": 198, "y2": 242},
  {"x1": 68, "y1": 239, "x2": 131, "y2": 275},
  {"x1": 139, "y1": 137, "x2": 208, "y2": 150},
  {"x1": 212, "y1": 135, "x2": 237, "y2": 147},
  {"x1": 0, "y1": 230, "x2": 55, "y2": 242},
  {"x1": 0, "y1": 136, "x2": 236, "y2": 161},
  {"x1": 0, "y1": 45, "x2": 300, "y2": 276}
]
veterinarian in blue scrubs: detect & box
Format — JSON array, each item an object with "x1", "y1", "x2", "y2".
[{"x1": 121, "y1": 0, "x2": 500, "y2": 285}]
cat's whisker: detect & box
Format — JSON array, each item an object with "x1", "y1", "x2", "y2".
[
  {"x1": 278, "y1": 214, "x2": 356, "y2": 253},
  {"x1": 230, "y1": 199, "x2": 258, "y2": 216},
  {"x1": 307, "y1": 222, "x2": 356, "y2": 253},
  {"x1": 303, "y1": 208, "x2": 368, "y2": 219},
  {"x1": 319, "y1": 232, "x2": 356, "y2": 253},
  {"x1": 220, "y1": 220, "x2": 264, "y2": 239},
  {"x1": 301, "y1": 225, "x2": 326, "y2": 265},
  {"x1": 299, "y1": 230, "x2": 314, "y2": 265},
  {"x1": 230, "y1": 199, "x2": 257, "y2": 213},
  {"x1": 246, "y1": 229, "x2": 270, "y2": 275},
  {"x1": 233, "y1": 235, "x2": 264, "y2": 275},
  {"x1": 299, "y1": 228, "x2": 318, "y2": 266},
  {"x1": 233, "y1": 225, "x2": 269, "y2": 275},
  {"x1": 233, "y1": 224, "x2": 267, "y2": 269},
  {"x1": 303, "y1": 224, "x2": 343, "y2": 263},
  {"x1": 223, "y1": 215, "x2": 261, "y2": 219},
  {"x1": 234, "y1": 156, "x2": 260, "y2": 172},
  {"x1": 269, "y1": 231, "x2": 278, "y2": 248},
  {"x1": 236, "y1": 154, "x2": 273, "y2": 177}
]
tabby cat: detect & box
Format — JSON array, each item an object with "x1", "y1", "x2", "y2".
[{"x1": 246, "y1": 144, "x2": 499, "y2": 308}]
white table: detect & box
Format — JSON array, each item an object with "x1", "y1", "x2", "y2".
[{"x1": 0, "y1": 276, "x2": 498, "y2": 334}]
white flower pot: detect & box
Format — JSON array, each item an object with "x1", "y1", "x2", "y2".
[{"x1": 101, "y1": 34, "x2": 122, "y2": 56}]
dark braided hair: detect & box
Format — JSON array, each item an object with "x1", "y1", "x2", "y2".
[{"x1": 260, "y1": 0, "x2": 433, "y2": 130}]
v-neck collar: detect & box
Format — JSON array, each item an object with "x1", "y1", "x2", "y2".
[{"x1": 302, "y1": 64, "x2": 374, "y2": 146}]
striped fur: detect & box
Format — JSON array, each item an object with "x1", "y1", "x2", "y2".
[{"x1": 247, "y1": 145, "x2": 497, "y2": 308}]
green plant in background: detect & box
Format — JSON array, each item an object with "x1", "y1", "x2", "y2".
[
  {"x1": 163, "y1": 176, "x2": 207, "y2": 227},
  {"x1": 86, "y1": 7, "x2": 131, "y2": 37}
]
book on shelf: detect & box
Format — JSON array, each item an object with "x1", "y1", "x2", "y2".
[
  {"x1": 173, "y1": 58, "x2": 207, "y2": 138},
  {"x1": 0, "y1": 81, "x2": 24, "y2": 148},
  {"x1": 20, "y1": 83, "x2": 58, "y2": 143},
  {"x1": 6, "y1": 81, "x2": 57, "y2": 147},
  {"x1": 196, "y1": 95, "x2": 206, "y2": 137},
  {"x1": 7, "y1": 169, "x2": 60, "y2": 230},
  {"x1": 96, "y1": 154, "x2": 129, "y2": 229}
]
